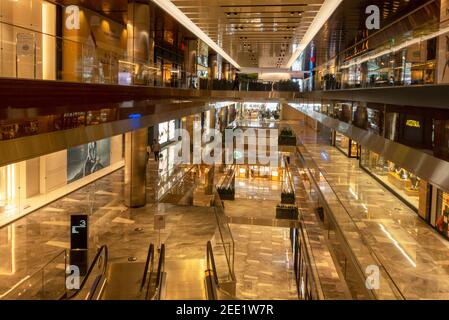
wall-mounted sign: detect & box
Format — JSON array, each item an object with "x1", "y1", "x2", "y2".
[
  {"x1": 406, "y1": 119, "x2": 421, "y2": 128},
  {"x1": 154, "y1": 214, "x2": 166, "y2": 230},
  {"x1": 16, "y1": 33, "x2": 35, "y2": 56}
]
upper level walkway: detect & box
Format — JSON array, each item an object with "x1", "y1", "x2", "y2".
[{"x1": 291, "y1": 122, "x2": 449, "y2": 300}]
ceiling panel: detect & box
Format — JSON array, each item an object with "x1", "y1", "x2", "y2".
[{"x1": 171, "y1": 0, "x2": 325, "y2": 68}]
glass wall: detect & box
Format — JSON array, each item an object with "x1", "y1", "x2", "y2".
[
  {"x1": 360, "y1": 148, "x2": 425, "y2": 211},
  {"x1": 335, "y1": 132, "x2": 358, "y2": 158},
  {"x1": 0, "y1": 0, "x2": 193, "y2": 88},
  {"x1": 435, "y1": 190, "x2": 449, "y2": 239},
  {"x1": 158, "y1": 119, "x2": 177, "y2": 145}
]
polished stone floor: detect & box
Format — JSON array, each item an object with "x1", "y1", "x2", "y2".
[
  {"x1": 231, "y1": 224, "x2": 297, "y2": 300},
  {"x1": 224, "y1": 177, "x2": 281, "y2": 220},
  {"x1": 0, "y1": 142, "x2": 298, "y2": 300},
  {"x1": 291, "y1": 121, "x2": 449, "y2": 300},
  {"x1": 0, "y1": 139, "x2": 220, "y2": 299}
]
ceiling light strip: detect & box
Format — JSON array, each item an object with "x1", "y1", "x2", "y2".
[
  {"x1": 286, "y1": 0, "x2": 343, "y2": 68},
  {"x1": 152, "y1": 0, "x2": 240, "y2": 69}
]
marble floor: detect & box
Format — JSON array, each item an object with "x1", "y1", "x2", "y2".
[
  {"x1": 291, "y1": 122, "x2": 449, "y2": 300},
  {"x1": 224, "y1": 177, "x2": 281, "y2": 220},
  {"x1": 0, "y1": 144, "x2": 219, "y2": 299},
  {"x1": 230, "y1": 224, "x2": 298, "y2": 300},
  {"x1": 220, "y1": 175, "x2": 300, "y2": 299}
]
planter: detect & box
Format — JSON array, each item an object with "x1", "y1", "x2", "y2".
[
  {"x1": 281, "y1": 192, "x2": 296, "y2": 205},
  {"x1": 217, "y1": 188, "x2": 235, "y2": 200},
  {"x1": 278, "y1": 136, "x2": 297, "y2": 146},
  {"x1": 276, "y1": 205, "x2": 299, "y2": 220}
]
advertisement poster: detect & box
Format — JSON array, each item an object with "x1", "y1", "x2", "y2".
[{"x1": 67, "y1": 138, "x2": 111, "y2": 183}]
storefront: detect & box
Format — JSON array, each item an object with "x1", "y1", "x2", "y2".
[
  {"x1": 332, "y1": 103, "x2": 352, "y2": 123},
  {"x1": 334, "y1": 131, "x2": 359, "y2": 158},
  {"x1": 430, "y1": 189, "x2": 449, "y2": 239},
  {"x1": 0, "y1": 135, "x2": 124, "y2": 226},
  {"x1": 158, "y1": 119, "x2": 180, "y2": 146},
  {"x1": 197, "y1": 40, "x2": 209, "y2": 87},
  {"x1": 237, "y1": 165, "x2": 281, "y2": 181},
  {"x1": 360, "y1": 147, "x2": 428, "y2": 214}
]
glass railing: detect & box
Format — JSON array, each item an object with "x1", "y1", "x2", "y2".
[
  {"x1": 0, "y1": 20, "x2": 193, "y2": 88},
  {"x1": 0, "y1": 19, "x2": 302, "y2": 93},
  {"x1": 212, "y1": 188, "x2": 236, "y2": 292},
  {"x1": 0, "y1": 250, "x2": 67, "y2": 300},
  {"x1": 157, "y1": 164, "x2": 197, "y2": 203},
  {"x1": 295, "y1": 144, "x2": 404, "y2": 300},
  {"x1": 312, "y1": 1, "x2": 444, "y2": 91}
]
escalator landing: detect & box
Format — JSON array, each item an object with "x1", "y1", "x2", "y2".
[
  {"x1": 101, "y1": 263, "x2": 146, "y2": 300},
  {"x1": 164, "y1": 259, "x2": 206, "y2": 300}
]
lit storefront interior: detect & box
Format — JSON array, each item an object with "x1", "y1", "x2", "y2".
[
  {"x1": 0, "y1": 135, "x2": 123, "y2": 226},
  {"x1": 334, "y1": 131, "x2": 359, "y2": 158},
  {"x1": 158, "y1": 119, "x2": 177, "y2": 145},
  {"x1": 237, "y1": 165, "x2": 281, "y2": 181},
  {"x1": 360, "y1": 148, "x2": 427, "y2": 213}
]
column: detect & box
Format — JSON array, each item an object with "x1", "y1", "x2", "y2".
[{"x1": 124, "y1": 128, "x2": 148, "y2": 207}]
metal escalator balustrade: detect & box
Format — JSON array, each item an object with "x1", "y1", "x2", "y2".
[
  {"x1": 205, "y1": 241, "x2": 236, "y2": 301},
  {"x1": 67, "y1": 245, "x2": 109, "y2": 300},
  {"x1": 144, "y1": 244, "x2": 166, "y2": 300},
  {"x1": 140, "y1": 244, "x2": 155, "y2": 293}
]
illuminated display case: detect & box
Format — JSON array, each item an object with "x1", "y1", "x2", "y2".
[
  {"x1": 360, "y1": 148, "x2": 425, "y2": 211},
  {"x1": 334, "y1": 132, "x2": 359, "y2": 158}
]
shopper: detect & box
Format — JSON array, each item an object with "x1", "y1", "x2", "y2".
[
  {"x1": 152, "y1": 139, "x2": 161, "y2": 162},
  {"x1": 232, "y1": 74, "x2": 240, "y2": 91}
]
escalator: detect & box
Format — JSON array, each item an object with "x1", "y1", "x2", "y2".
[
  {"x1": 66, "y1": 243, "x2": 165, "y2": 300},
  {"x1": 204, "y1": 241, "x2": 237, "y2": 300}
]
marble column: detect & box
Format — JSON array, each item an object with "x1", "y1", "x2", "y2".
[{"x1": 124, "y1": 128, "x2": 148, "y2": 207}]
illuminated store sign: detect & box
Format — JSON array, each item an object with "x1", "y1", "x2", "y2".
[{"x1": 406, "y1": 120, "x2": 421, "y2": 128}]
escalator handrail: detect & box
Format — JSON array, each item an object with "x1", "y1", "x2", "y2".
[
  {"x1": 140, "y1": 244, "x2": 155, "y2": 291},
  {"x1": 206, "y1": 241, "x2": 220, "y2": 286},
  {"x1": 147, "y1": 244, "x2": 165, "y2": 300},
  {"x1": 205, "y1": 241, "x2": 220, "y2": 300},
  {"x1": 66, "y1": 245, "x2": 108, "y2": 300}
]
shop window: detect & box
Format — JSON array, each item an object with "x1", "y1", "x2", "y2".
[
  {"x1": 360, "y1": 148, "x2": 422, "y2": 210},
  {"x1": 435, "y1": 190, "x2": 449, "y2": 239},
  {"x1": 335, "y1": 132, "x2": 358, "y2": 158}
]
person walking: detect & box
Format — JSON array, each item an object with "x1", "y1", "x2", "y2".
[
  {"x1": 232, "y1": 74, "x2": 239, "y2": 91},
  {"x1": 152, "y1": 139, "x2": 161, "y2": 162}
]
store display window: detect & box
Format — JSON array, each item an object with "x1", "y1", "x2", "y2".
[
  {"x1": 335, "y1": 132, "x2": 359, "y2": 158},
  {"x1": 334, "y1": 103, "x2": 352, "y2": 123},
  {"x1": 159, "y1": 119, "x2": 177, "y2": 145},
  {"x1": 435, "y1": 190, "x2": 449, "y2": 239},
  {"x1": 360, "y1": 148, "x2": 422, "y2": 210},
  {"x1": 0, "y1": 135, "x2": 124, "y2": 226}
]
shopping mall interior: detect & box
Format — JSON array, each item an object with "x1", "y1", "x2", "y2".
[{"x1": 2, "y1": 0, "x2": 449, "y2": 304}]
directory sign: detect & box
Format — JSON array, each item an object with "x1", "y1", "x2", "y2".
[
  {"x1": 71, "y1": 215, "x2": 88, "y2": 249},
  {"x1": 70, "y1": 215, "x2": 88, "y2": 276}
]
